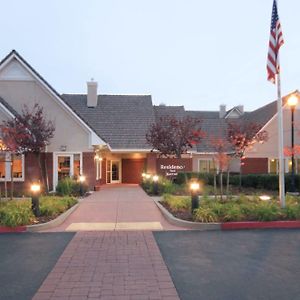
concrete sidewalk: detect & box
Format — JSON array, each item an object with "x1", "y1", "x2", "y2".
[
  {"x1": 33, "y1": 231, "x2": 180, "y2": 300},
  {"x1": 47, "y1": 185, "x2": 180, "y2": 231}
]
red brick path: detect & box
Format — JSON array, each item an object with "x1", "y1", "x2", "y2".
[{"x1": 33, "y1": 231, "x2": 180, "y2": 300}]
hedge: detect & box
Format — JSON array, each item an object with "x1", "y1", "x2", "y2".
[{"x1": 176, "y1": 172, "x2": 300, "y2": 191}]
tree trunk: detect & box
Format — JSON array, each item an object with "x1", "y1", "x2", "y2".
[
  {"x1": 36, "y1": 152, "x2": 45, "y2": 190},
  {"x1": 43, "y1": 153, "x2": 49, "y2": 193},
  {"x1": 226, "y1": 169, "x2": 230, "y2": 199},
  {"x1": 214, "y1": 169, "x2": 217, "y2": 199},
  {"x1": 220, "y1": 172, "x2": 223, "y2": 201},
  {"x1": 10, "y1": 156, "x2": 13, "y2": 200}
]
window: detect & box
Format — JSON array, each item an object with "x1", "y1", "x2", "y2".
[
  {"x1": 198, "y1": 159, "x2": 215, "y2": 173},
  {"x1": 73, "y1": 154, "x2": 81, "y2": 179},
  {"x1": 269, "y1": 158, "x2": 278, "y2": 174},
  {"x1": 0, "y1": 153, "x2": 24, "y2": 181}
]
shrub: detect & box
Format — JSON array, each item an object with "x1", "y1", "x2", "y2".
[
  {"x1": 40, "y1": 196, "x2": 77, "y2": 216},
  {"x1": 222, "y1": 204, "x2": 244, "y2": 222},
  {"x1": 0, "y1": 200, "x2": 34, "y2": 227},
  {"x1": 56, "y1": 177, "x2": 88, "y2": 196},
  {"x1": 251, "y1": 202, "x2": 281, "y2": 221},
  {"x1": 194, "y1": 207, "x2": 218, "y2": 223},
  {"x1": 163, "y1": 194, "x2": 191, "y2": 211}
]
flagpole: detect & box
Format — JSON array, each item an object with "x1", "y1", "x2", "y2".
[{"x1": 277, "y1": 69, "x2": 285, "y2": 208}]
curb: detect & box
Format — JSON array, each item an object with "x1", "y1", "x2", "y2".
[
  {"x1": 152, "y1": 197, "x2": 221, "y2": 231},
  {"x1": 0, "y1": 226, "x2": 26, "y2": 233},
  {"x1": 222, "y1": 220, "x2": 300, "y2": 230},
  {"x1": 26, "y1": 203, "x2": 79, "y2": 232}
]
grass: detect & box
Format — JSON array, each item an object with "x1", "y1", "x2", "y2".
[
  {"x1": 0, "y1": 196, "x2": 77, "y2": 227},
  {"x1": 162, "y1": 194, "x2": 300, "y2": 223}
]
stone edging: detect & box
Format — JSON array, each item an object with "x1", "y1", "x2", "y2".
[
  {"x1": 152, "y1": 196, "x2": 221, "y2": 231},
  {"x1": 26, "y1": 203, "x2": 79, "y2": 232}
]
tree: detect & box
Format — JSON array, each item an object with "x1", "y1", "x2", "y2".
[
  {"x1": 227, "y1": 121, "x2": 268, "y2": 187},
  {"x1": 146, "y1": 116, "x2": 205, "y2": 158},
  {"x1": 1, "y1": 103, "x2": 55, "y2": 194},
  {"x1": 210, "y1": 136, "x2": 231, "y2": 199}
]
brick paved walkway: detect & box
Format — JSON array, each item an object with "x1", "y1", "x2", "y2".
[
  {"x1": 33, "y1": 231, "x2": 180, "y2": 300},
  {"x1": 47, "y1": 185, "x2": 180, "y2": 231}
]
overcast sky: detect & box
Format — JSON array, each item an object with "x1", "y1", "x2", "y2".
[{"x1": 0, "y1": 0, "x2": 299, "y2": 112}]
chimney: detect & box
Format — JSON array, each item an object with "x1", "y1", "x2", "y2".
[
  {"x1": 219, "y1": 104, "x2": 226, "y2": 118},
  {"x1": 87, "y1": 79, "x2": 98, "y2": 107},
  {"x1": 237, "y1": 105, "x2": 244, "y2": 115}
]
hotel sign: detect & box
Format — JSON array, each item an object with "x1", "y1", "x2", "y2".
[{"x1": 157, "y1": 158, "x2": 192, "y2": 177}]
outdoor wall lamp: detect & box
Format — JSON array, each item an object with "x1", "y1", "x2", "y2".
[{"x1": 31, "y1": 182, "x2": 41, "y2": 217}]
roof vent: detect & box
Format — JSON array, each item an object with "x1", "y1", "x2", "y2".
[{"x1": 87, "y1": 79, "x2": 98, "y2": 107}]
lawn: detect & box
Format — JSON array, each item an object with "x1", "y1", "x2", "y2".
[
  {"x1": 0, "y1": 196, "x2": 77, "y2": 227},
  {"x1": 161, "y1": 194, "x2": 300, "y2": 223}
]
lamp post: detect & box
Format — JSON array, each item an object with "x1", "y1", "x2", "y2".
[
  {"x1": 190, "y1": 181, "x2": 200, "y2": 213},
  {"x1": 79, "y1": 175, "x2": 86, "y2": 196},
  {"x1": 287, "y1": 94, "x2": 298, "y2": 193},
  {"x1": 152, "y1": 175, "x2": 159, "y2": 195},
  {"x1": 31, "y1": 182, "x2": 41, "y2": 217}
]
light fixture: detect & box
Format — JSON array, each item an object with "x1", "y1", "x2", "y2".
[
  {"x1": 79, "y1": 175, "x2": 86, "y2": 182},
  {"x1": 190, "y1": 182, "x2": 200, "y2": 192},
  {"x1": 145, "y1": 174, "x2": 151, "y2": 179},
  {"x1": 30, "y1": 183, "x2": 41, "y2": 193},
  {"x1": 259, "y1": 195, "x2": 271, "y2": 201},
  {"x1": 153, "y1": 175, "x2": 159, "y2": 182},
  {"x1": 287, "y1": 94, "x2": 298, "y2": 107},
  {"x1": 142, "y1": 173, "x2": 146, "y2": 178}
]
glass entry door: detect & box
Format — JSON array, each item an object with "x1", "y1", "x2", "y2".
[{"x1": 106, "y1": 160, "x2": 121, "y2": 183}]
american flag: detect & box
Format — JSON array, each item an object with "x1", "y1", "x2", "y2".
[{"x1": 267, "y1": 0, "x2": 284, "y2": 84}]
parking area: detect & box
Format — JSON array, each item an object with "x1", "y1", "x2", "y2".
[
  {"x1": 154, "y1": 229, "x2": 300, "y2": 300},
  {"x1": 0, "y1": 233, "x2": 74, "y2": 300}
]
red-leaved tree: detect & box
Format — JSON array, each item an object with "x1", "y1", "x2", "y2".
[
  {"x1": 146, "y1": 116, "x2": 205, "y2": 158},
  {"x1": 1, "y1": 103, "x2": 55, "y2": 194},
  {"x1": 227, "y1": 121, "x2": 268, "y2": 187}
]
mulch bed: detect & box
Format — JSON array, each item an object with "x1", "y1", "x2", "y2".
[{"x1": 160, "y1": 201, "x2": 193, "y2": 221}]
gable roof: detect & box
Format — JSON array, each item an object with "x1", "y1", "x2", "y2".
[
  {"x1": 0, "y1": 50, "x2": 105, "y2": 146},
  {"x1": 62, "y1": 94, "x2": 155, "y2": 150}
]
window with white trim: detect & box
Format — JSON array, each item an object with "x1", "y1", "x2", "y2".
[
  {"x1": 0, "y1": 153, "x2": 24, "y2": 181},
  {"x1": 198, "y1": 159, "x2": 215, "y2": 173}
]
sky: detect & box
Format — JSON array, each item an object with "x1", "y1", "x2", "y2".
[{"x1": 0, "y1": 0, "x2": 299, "y2": 112}]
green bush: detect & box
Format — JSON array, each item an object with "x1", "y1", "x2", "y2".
[
  {"x1": 194, "y1": 207, "x2": 217, "y2": 223},
  {"x1": 0, "y1": 200, "x2": 34, "y2": 227},
  {"x1": 56, "y1": 177, "x2": 88, "y2": 196},
  {"x1": 163, "y1": 194, "x2": 191, "y2": 211},
  {"x1": 40, "y1": 196, "x2": 77, "y2": 216}
]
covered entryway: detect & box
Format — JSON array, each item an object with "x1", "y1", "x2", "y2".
[{"x1": 122, "y1": 158, "x2": 145, "y2": 184}]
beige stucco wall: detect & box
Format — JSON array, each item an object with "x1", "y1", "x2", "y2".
[
  {"x1": 246, "y1": 105, "x2": 300, "y2": 159},
  {"x1": 0, "y1": 80, "x2": 92, "y2": 152}
]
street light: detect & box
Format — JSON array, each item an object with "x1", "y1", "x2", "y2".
[
  {"x1": 287, "y1": 94, "x2": 298, "y2": 192},
  {"x1": 190, "y1": 181, "x2": 200, "y2": 212},
  {"x1": 79, "y1": 175, "x2": 86, "y2": 196},
  {"x1": 31, "y1": 182, "x2": 41, "y2": 217},
  {"x1": 152, "y1": 175, "x2": 159, "y2": 195}
]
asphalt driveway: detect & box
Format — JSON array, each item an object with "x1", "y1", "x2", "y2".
[
  {"x1": 154, "y1": 229, "x2": 300, "y2": 300},
  {"x1": 0, "y1": 232, "x2": 74, "y2": 300}
]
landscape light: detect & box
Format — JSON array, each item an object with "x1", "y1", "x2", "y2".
[
  {"x1": 259, "y1": 195, "x2": 271, "y2": 201},
  {"x1": 190, "y1": 182, "x2": 200, "y2": 192},
  {"x1": 145, "y1": 174, "x2": 151, "y2": 179},
  {"x1": 79, "y1": 175, "x2": 86, "y2": 183},
  {"x1": 30, "y1": 183, "x2": 41, "y2": 193},
  {"x1": 153, "y1": 175, "x2": 159, "y2": 182}
]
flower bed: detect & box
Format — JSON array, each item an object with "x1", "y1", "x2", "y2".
[
  {"x1": 161, "y1": 194, "x2": 300, "y2": 223},
  {"x1": 0, "y1": 196, "x2": 77, "y2": 227}
]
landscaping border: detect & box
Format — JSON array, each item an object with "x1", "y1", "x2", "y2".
[
  {"x1": 26, "y1": 203, "x2": 79, "y2": 232},
  {"x1": 152, "y1": 196, "x2": 221, "y2": 230},
  {"x1": 152, "y1": 196, "x2": 300, "y2": 231}
]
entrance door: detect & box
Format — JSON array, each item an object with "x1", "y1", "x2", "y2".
[
  {"x1": 57, "y1": 155, "x2": 72, "y2": 181},
  {"x1": 106, "y1": 160, "x2": 121, "y2": 183}
]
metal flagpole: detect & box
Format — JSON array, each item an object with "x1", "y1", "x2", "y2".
[{"x1": 276, "y1": 67, "x2": 285, "y2": 208}]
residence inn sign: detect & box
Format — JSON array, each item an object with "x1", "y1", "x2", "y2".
[{"x1": 157, "y1": 158, "x2": 192, "y2": 177}]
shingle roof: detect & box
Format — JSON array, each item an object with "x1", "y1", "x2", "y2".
[{"x1": 62, "y1": 94, "x2": 155, "y2": 149}]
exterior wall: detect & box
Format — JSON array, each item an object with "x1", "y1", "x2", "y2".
[
  {"x1": 241, "y1": 158, "x2": 268, "y2": 174},
  {"x1": 0, "y1": 152, "x2": 53, "y2": 195},
  {"x1": 122, "y1": 159, "x2": 146, "y2": 184},
  {"x1": 246, "y1": 105, "x2": 300, "y2": 159},
  {"x1": 83, "y1": 152, "x2": 96, "y2": 189},
  {"x1": 157, "y1": 158, "x2": 192, "y2": 177},
  {"x1": 0, "y1": 79, "x2": 92, "y2": 152},
  {"x1": 146, "y1": 153, "x2": 157, "y2": 174}
]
